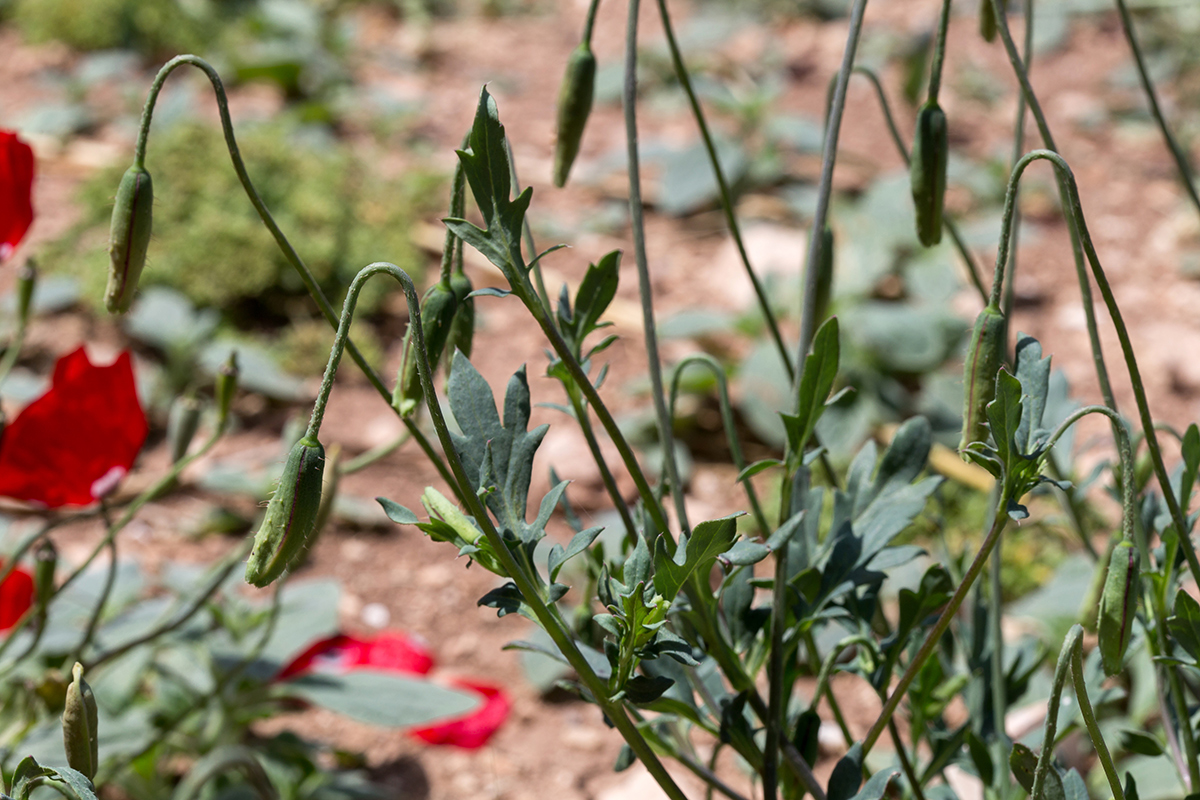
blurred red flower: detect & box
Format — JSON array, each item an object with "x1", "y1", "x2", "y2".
[
  {"x1": 0, "y1": 347, "x2": 148, "y2": 507},
  {"x1": 276, "y1": 631, "x2": 435, "y2": 680},
  {"x1": 279, "y1": 630, "x2": 510, "y2": 749},
  {"x1": 0, "y1": 131, "x2": 34, "y2": 261},
  {"x1": 408, "y1": 678, "x2": 510, "y2": 749},
  {"x1": 0, "y1": 562, "x2": 33, "y2": 631}
]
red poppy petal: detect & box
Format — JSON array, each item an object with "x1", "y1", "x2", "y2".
[
  {"x1": 0, "y1": 131, "x2": 34, "y2": 261},
  {"x1": 0, "y1": 347, "x2": 148, "y2": 507},
  {"x1": 276, "y1": 631, "x2": 435, "y2": 681},
  {"x1": 408, "y1": 679, "x2": 510, "y2": 749},
  {"x1": 0, "y1": 563, "x2": 34, "y2": 631}
]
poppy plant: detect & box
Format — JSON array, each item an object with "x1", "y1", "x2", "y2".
[
  {"x1": 0, "y1": 347, "x2": 148, "y2": 507},
  {"x1": 279, "y1": 630, "x2": 510, "y2": 749},
  {"x1": 0, "y1": 130, "x2": 34, "y2": 261}
]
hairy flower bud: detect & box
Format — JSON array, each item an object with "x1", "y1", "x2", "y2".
[
  {"x1": 959, "y1": 303, "x2": 1005, "y2": 456},
  {"x1": 553, "y1": 43, "x2": 597, "y2": 188},
  {"x1": 33, "y1": 539, "x2": 57, "y2": 610},
  {"x1": 62, "y1": 662, "x2": 98, "y2": 780},
  {"x1": 105, "y1": 164, "x2": 153, "y2": 314},
  {"x1": 1098, "y1": 541, "x2": 1139, "y2": 675},
  {"x1": 167, "y1": 395, "x2": 203, "y2": 465},
  {"x1": 393, "y1": 282, "x2": 458, "y2": 417},
  {"x1": 910, "y1": 100, "x2": 948, "y2": 247},
  {"x1": 245, "y1": 437, "x2": 325, "y2": 588}
]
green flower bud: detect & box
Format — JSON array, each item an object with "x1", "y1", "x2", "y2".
[
  {"x1": 393, "y1": 282, "x2": 458, "y2": 417},
  {"x1": 167, "y1": 395, "x2": 203, "y2": 465},
  {"x1": 444, "y1": 271, "x2": 476, "y2": 371},
  {"x1": 245, "y1": 437, "x2": 325, "y2": 588},
  {"x1": 215, "y1": 351, "x2": 239, "y2": 429},
  {"x1": 959, "y1": 303, "x2": 1005, "y2": 456},
  {"x1": 34, "y1": 539, "x2": 57, "y2": 610},
  {"x1": 17, "y1": 261, "x2": 36, "y2": 329},
  {"x1": 553, "y1": 42, "x2": 597, "y2": 188},
  {"x1": 1098, "y1": 541, "x2": 1139, "y2": 675},
  {"x1": 910, "y1": 100, "x2": 949, "y2": 247},
  {"x1": 979, "y1": 0, "x2": 998, "y2": 42},
  {"x1": 813, "y1": 225, "x2": 834, "y2": 326},
  {"x1": 62, "y1": 662, "x2": 98, "y2": 780},
  {"x1": 105, "y1": 164, "x2": 154, "y2": 314}
]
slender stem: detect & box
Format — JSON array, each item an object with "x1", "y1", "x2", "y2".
[
  {"x1": 85, "y1": 539, "x2": 252, "y2": 671},
  {"x1": 582, "y1": 0, "x2": 602, "y2": 44},
  {"x1": 566, "y1": 387, "x2": 638, "y2": 539},
  {"x1": 1030, "y1": 625, "x2": 1075, "y2": 799},
  {"x1": 1069, "y1": 627, "x2": 1125, "y2": 800},
  {"x1": 888, "y1": 718, "x2": 928, "y2": 800},
  {"x1": 1000, "y1": 0, "x2": 1033, "y2": 326},
  {"x1": 69, "y1": 533, "x2": 117, "y2": 665},
  {"x1": 624, "y1": 0, "x2": 688, "y2": 537},
  {"x1": 864, "y1": 503, "x2": 1008, "y2": 754},
  {"x1": 339, "y1": 429, "x2": 411, "y2": 475},
  {"x1": 988, "y1": 534, "x2": 1008, "y2": 793},
  {"x1": 1149, "y1": 587, "x2": 1200, "y2": 789},
  {"x1": 1112, "y1": 0, "x2": 1200, "y2": 220},
  {"x1": 927, "y1": 0, "x2": 953, "y2": 103},
  {"x1": 764, "y1": 499, "x2": 790, "y2": 800},
  {"x1": 794, "y1": 0, "x2": 868, "y2": 394},
  {"x1": 655, "y1": 0, "x2": 794, "y2": 384},
  {"x1": 847, "y1": 67, "x2": 986, "y2": 303},
  {"x1": 668, "y1": 355, "x2": 769, "y2": 533},
  {"x1": 134, "y1": 56, "x2": 458, "y2": 494}
]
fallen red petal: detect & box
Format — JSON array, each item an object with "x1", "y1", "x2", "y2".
[
  {"x1": 277, "y1": 631, "x2": 435, "y2": 681},
  {"x1": 409, "y1": 678, "x2": 510, "y2": 749},
  {"x1": 0, "y1": 347, "x2": 148, "y2": 508},
  {"x1": 0, "y1": 131, "x2": 34, "y2": 261},
  {"x1": 0, "y1": 561, "x2": 34, "y2": 631}
]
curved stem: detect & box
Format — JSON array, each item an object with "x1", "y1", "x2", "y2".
[
  {"x1": 1112, "y1": 0, "x2": 1200, "y2": 220},
  {"x1": 1030, "y1": 625, "x2": 1076, "y2": 799},
  {"x1": 655, "y1": 0, "x2": 794, "y2": 384},
  {"x1": 582, "y1": 0, "x2": 602, "y2": 44},
  {"x1": 134, "y1": 56, "x2": 458, "y2": 494},
  {"x1": 668, "y1": 354, "x2": 769, "y2": 533},
  {"x1": 1069, "y1": 627, "x2": 1125, "y2": 800},
  {"x1": 69, "y1": 532, "x2": 117, "y2": 665},
  {"x1": 624, "y1": 0, "x2": 688, "y2": 538}
]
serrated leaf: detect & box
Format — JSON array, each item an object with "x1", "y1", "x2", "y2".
[
  {"x1": 986, "y1": 368, "x2": 1024, "y2": 467},
  {"x1": 548, "y1": 526, "x2": 603, "y2": 582},
  {"x1": 1014, "y1": 334, "x2": 1052, "y2": 453},
  {"x1": 652, "y1": 516, "x2": 739, "y2": 602}
]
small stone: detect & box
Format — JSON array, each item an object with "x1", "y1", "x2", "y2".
[{"x1": 361, "y1": 602, "x2": 390, "y2": 629}]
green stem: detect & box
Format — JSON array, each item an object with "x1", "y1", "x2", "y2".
[
  {"x1": 668, "y1": 355, "x2": 769, "y2": 533},
  {"x1": 344, "y1": 263, "x2": 689, "y2": 800},
  {"x1": 655, "y1": 0, "x2": 794, "y2": 384},
  {"x1": 565, "y1": 387, "x2": 638, "y2": 540},
  {"x1": 582, "y1": 0, "x2": 602, "y2": 44},
  {"x1": 927, "y1": 0, "x2": 953, "y2": 103},
  {"x1": 988, "y1": 1, "x2": 1118, "y2": 415},
  {"x1": 68, "y1": 532, "x2": 117, "y2": 665},
  {"x1": 794, "y1": 0, "x2": 868, "y2": 395},
  {"x1": 134, "y1": 56, "x2": 459, "y2": 496},
  {"x1": 1030, "y1": 625, "x2": 1075, "y2": 799},
  {"x1": 623, "y1": 0, "x2": 689, "y2": 537},
  {"x1": 847, "y1": 67, "x2": 987, "y2": 303},
  {"x1": 1112, "y1": 0, "x2": 1200, "y2": 220},
  {"x1": 339, "y1": 429, "x2": 411, "y2": 475},
  {"x1": 888, "y1": 718, "x2": 928, "y2": 800},
  {"x1": 506, "y1": 139, "x2": 550, "y2": 315},
  {"x1": 864, "y1": 502, "x2": 1008, "y2": 755},
  {"x1": 1069, "y1": 626, "x2": 1125, "y2": 800},
  {"x1": 1000, "y1": 0, "x2": 1033, "y2": 326}
]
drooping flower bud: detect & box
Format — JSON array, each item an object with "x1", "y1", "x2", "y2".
[
  {"x1": 959, "y1": 303, "x2": 1005, "y2": 456},
  {"x1": 553, "y1": 42, "x2": 597, "y2": 188},
  {"x1": 245, "y1": 436, "x2": 325, "y2": 588},
  {"x1": 979, "y1": 0, "x2": 998, "y2": 42},
  {"x1": 910, "y1": 100, "x2": 948, "y2": 247},
  {"x1": 105, "y1": 164, "x2": 154, "y2": 314},
  {"x1": 62, "y1": 662, "x2": 98, "y2": 780},
  {"x1": 167, "y1": 395, "x2": 203, "y2": 465},
  {"x1": 215, "y1": 351, "x2": 239, "y2": 430},
  {"x1": 1098, "y1": 540, "x2": 1140, "y2": 675},
  {"x1": 16, "y1": 260, "x2": 36, "y2": 329},
  {"x1": 393, "y1": 282, "x2": 459, "y2": 417},
  {"x1": 444, "y1": 271, "x2": 476, "y2": 371},
  {"x1": 33, "y1": 539, "x2": 57, "y2": 610}
]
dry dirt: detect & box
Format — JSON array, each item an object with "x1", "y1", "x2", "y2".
[{"x1": 3, "y1": 0, "x2": 1200, "y2": 798}]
